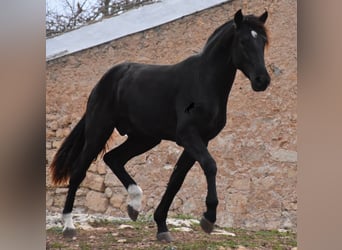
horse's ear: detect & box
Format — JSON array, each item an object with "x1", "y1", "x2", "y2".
[
  {"x1": 259, "y1": 10, "x2": 268, "y2": 23},
  {"x1": 234, "y1": 9, "x2": 243, "y2": 28}
]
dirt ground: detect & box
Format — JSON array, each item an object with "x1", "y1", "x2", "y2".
[
  {"x1": 46, "y1": 0, "x2": 297, "y2": 248},
  {"x1": 46, "y1": 218, "x2": 297, "y2": 249}
]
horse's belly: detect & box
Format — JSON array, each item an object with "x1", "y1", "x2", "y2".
[{"x1": 116, "y1": 110, "x2": 177, "y2": 140}]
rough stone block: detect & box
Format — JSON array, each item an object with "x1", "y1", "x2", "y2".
[
  {"x1": 104, "y1": 172, "x2": 121, "y2": 187},
  {"x1": 86, "y1": 191, "x2": 108, "y2": 213},
  {"x1": 110, "y1": 193, "x2": 125, "y2": 209},
  {"x1": 105, "y1": 187, "x2": 113, "y2": 198},
  {"x1": 97, "y1": 163, "x2": 107, "y2": 175},
  {"x1": 81, "y1": 172, "x2": 105, "y2": 192}
]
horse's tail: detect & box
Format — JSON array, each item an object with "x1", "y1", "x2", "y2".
[{"x1": 50, "y1": 114, "x2": 86, "y2": 185}]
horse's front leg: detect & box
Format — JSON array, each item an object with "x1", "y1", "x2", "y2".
[
  {"x1": 177, "y1": 130, "x2": 218, "y2": 234},
  {"x1": 154, "y1": 150, "x2": 195, "y2": 242}
]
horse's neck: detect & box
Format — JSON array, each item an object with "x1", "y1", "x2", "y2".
[{"x1": 199, "y1": 38, "x2": 237, "y2": 105}]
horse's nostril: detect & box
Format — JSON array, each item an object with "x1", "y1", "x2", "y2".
[
  {"x1": 252, "y1": 75, "x2": 270, "y2": 91},
  {"x1": 256, "y1": 75, "x2": 270, "y2": 85}
]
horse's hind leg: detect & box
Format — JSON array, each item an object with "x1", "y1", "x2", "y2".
[
  {"x1": 62, "y1": 121, "x2": 114, "y2": 237},
  {"x1": 103, "y1": 135, "x2": 160, "y2": 220}
]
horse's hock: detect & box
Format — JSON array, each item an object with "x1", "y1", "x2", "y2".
[{"x1": 46, "y1": 0, "x2": 297, "y2": 231}]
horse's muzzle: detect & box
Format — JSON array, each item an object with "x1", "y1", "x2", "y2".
[{"x1": 252, "y1": 74, "x2": 270, "y2": 92}]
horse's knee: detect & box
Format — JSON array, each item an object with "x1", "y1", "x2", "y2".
[
  {"x1": 103, "y1": 150, "x2": 123, "y2": 168},
  {"x1": 201, "y1": 157, "x2": 217, "y2": 177},
  {"x1": 206, "y1": 165, "x2": 217, "y2": 177}
]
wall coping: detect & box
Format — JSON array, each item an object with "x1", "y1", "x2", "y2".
[{"x1": 46, "y1": 0, "x2": 230, "y2": 61}]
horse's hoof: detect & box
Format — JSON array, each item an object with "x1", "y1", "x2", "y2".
[
  {"x1": 200, "y1": 216, "x2": 214, "y2": 234},
  {"x1": 127, "y1": 205, "x2": 139, "y2": 221},
  {"x1": 157, "y1": 231, "x2": 174, "y2": 243},
  {"x1": 62, "y1": 227, "x2": 76, "y2": 238}
]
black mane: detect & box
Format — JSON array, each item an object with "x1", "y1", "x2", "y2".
[
  {"x1": 203, "y1": 14, "x2": 269, "y2": 51},
  {"x1": 202, "y1": 20, "x2": 234, "y2": 51}
]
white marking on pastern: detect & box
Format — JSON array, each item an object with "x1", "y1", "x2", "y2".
[
  {"x1": 127, "y1": 184, "x2": 143, "y2": 211},
  {"x1": 62, "y1": 213, "x2": 75, "y2": 230}
]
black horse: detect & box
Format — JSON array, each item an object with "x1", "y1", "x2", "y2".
[{"x1": 50, "y1": 9, "x2": 270, "y2": 242}]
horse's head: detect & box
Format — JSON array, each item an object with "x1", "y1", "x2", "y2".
[{"x1": 232, "y1": 9, "x2": 270, "y2": 92}]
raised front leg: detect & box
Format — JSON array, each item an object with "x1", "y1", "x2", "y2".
[
  {"x1": 177, "y1": 130, "x2": 218, "y2": 234},
  {"x1": 154, "y1": 150, "x2": 195, "y2": 242}
]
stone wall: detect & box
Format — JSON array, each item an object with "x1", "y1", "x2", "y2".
[{"x1": 46, "y1": 0, "x2": 297, "y2": 230}]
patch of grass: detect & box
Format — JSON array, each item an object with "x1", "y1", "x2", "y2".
[
  {"x1": 168, "y1": 238, "x2": 240, "y2": 250},
  {"x1": 46, "y1": 217, "x2": 297, "y2": 250},
  {"x1": 79, "y1": 242, "x2": 92, "y2": 250},
  {"x1": 167, "y1": 227, "x2": 296, "y2": 250},
  {"x1": 48, "y1": 241, "x2": 65, "y2": 249},
  {"x1": 222, "y1": 228, "x2": 297, "y2": 249},
  {"x1": 162, "y1": 246, "x2": 178, "y2": 250},
  {"x1": 139, "y1": 213, "x2": 154, "y2": 222},
  {"x1": 88, "y1": 218, "x2": 115, "y2": 227},
  {"x1": 173, "y1": 214, "x2": 197, "y2": 220},
  {"x1": 101, "y1": 232, "x2": 118, "y2": 250},
  {"x1": 47, "y1": 227, "x2": 63, "y2": 233}
]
